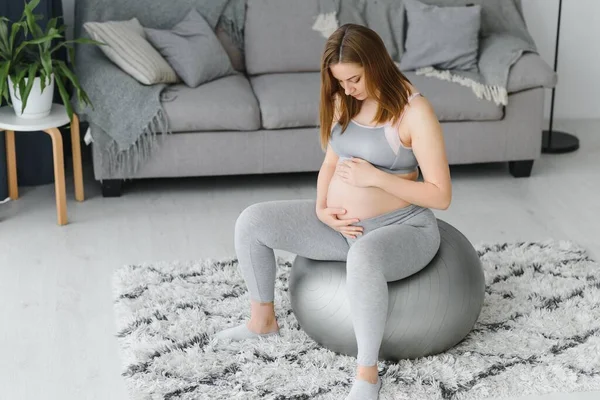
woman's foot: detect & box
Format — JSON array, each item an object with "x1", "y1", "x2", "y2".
[
  {"x1": 214, "y1": 319, "x2": 280, "y2": 341},
  {"x1": 344, "y1": 364, "x2": 381, "y2": 399},
  {"x1": 215, "y1": 301, "x2": 279, "y2": 341},
  {"x1": 345, "y1": 376, "x2": 382, "y2": 400}
]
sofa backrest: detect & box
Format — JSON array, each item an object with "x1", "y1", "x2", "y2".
[
  {"x1": 73, "y1": 0, "x2": 231, "y2": 37},
  {"x1": 244, "y1": 0, "x2": 328, "y2": 75}
]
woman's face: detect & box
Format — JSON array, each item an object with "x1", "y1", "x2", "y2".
[{"x1": 330, "y1": 63, "x2": 367, "y2": 101}]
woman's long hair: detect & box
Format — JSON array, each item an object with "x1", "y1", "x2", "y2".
[{"x1": 319, "y1": 23, "x2": 413, "y2": 150}]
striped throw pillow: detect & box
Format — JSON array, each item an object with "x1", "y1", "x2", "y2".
[{"x1": 83, "y1": 18, "x2": 179, "y2": 85}]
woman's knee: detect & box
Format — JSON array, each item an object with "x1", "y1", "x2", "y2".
[
  {"x1": 346, "y1": 240, "x2": 383, "y2": 278},
  {"x1": 235, "y1": 202, "x2": 272, "y2": 242},
  {"x1": 236, "y1": 203, "x2": 263, "y2": 228}
]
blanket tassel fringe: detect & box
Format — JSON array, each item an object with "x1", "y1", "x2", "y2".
[
  {"x1": 104, "y1": 108, "x2": 170, "y2": 179},
  {"x1": 415, "y1": 66, "x2": 509, "y2": 106}
]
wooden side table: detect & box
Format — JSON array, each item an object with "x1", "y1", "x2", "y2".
[{"x1": 0, "y1": 104, "x2": 84, "y2": 225}]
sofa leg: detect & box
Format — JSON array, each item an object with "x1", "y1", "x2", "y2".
[
  {"x1": 101, "y1": 179, "x2": 123, "y2": 197},
  {"x1": 508, "y1": 160, "x2": 534, "y2": 178}
]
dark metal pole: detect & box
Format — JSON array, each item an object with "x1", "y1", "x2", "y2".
[
  {"x1": 542, "y1": 0, "x2": 580, "y2": 154},
  {"x1": 546, "y1": 0, "x2": 562, "y2": 138}
]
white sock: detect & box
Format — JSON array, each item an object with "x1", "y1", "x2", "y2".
[
  {"x1": 345, "y1": 376, "x2": 382, "y2": 400},
  {"x1": 214, "y1": 323, "x2": 279, "y2": 341}
]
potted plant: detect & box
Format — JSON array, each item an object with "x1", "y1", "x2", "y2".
[{"x1": 0, "y1": 0, "x2": 100, "y2": 120}]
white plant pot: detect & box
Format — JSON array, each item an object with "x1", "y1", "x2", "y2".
[{"x1": 8, "y1": 74, "x2": 55, "y2": 120}]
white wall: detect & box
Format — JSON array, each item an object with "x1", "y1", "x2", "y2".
[
  {"x1": 61, "y1": 0, "x2": 600, "y2": 119},
  {"x1": 522, "y1": 0, "x2": 600, "y2": 120}
]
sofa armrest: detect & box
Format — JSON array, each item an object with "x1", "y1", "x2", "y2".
[{"x1": 507, "y1": 52, "x2": 557, "y2": 93}]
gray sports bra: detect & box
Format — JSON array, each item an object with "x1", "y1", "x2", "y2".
[{"x1": 329, "y1": 92, "x2": 422, "y2": 175}]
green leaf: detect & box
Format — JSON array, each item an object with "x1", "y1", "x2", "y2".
[
  {"x1": 46, "y1": 17, "x2": 58, "y2": 33},
  {"x1": 24, "y1": 32, "x2": 62, "y2": 46},
  {"x1": 39, "y1": 63, "x2": 47, "y2": 92},
  {"x1": 56, "y1": 60, "x2": 80, "y2": 99},
  {"x1": 40, "y1": 46, "x2": 52, "y2": 78},
  {"x1": 71, "y1": 37, "x2": 105, "y2": 46},
  {"x1": 57, "y1": 60, "x2": 93, "y2": 112},
  {"x1": 24, "y1": 0, "x2": 44, "y2": 39},
  {"x1": 9, "y1": 21, "x2": 24, "y2": 53},
  {"x1": 15, "y1": 66, "x2": 28, "y2": 80},
  {"x1": 67, "y1": 46, "x2": 75, "y2": 66},
  {"x1": 49, "y1": 38, "x2": 105, "y2": 56},
  {"x1": 44, "y1": 27, "x2": 61, "y2": 53},
  {"x1": 79, "y1": 90, "x2": 93, "y2": 110},
  {"x1": 56, "y1": 60, "x2": 78, "y2": 85},
  {"x1": 48, "y1": 42, "x2": 66, "y2": 56},
  {"x1": 0, "y1": 18, "x2": 9, "y2": 55},
  {"x1": 14, "y1": 41, "x2": 29, "y2": 60},
  {"x1": 17, "y1": 78, "x2": 26, "y2": 110},
  {"x1": 20, "y1": 62, "x2": 40, "y2": 113},
  {"x1": 54, "y1": 71, "x2": 73, "y2": 121},
  {"x1": 0, "y1": 61, "x2": 11, "y2": 104},
  {"x1": 26, "y1": 0, "x2": 41, "y2": 11},
  {"x1": 13, "y1": 67, "x2": 28, "y2": 98}
]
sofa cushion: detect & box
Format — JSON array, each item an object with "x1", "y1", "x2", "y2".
[
  {"x1": 507, "y1": 53, "x2": 557, "y2": 93},
  {"x1": 404, "y1": 72, "x2": 504, "y2": 121},
  {"x1": 145, "y1": 9, "x2": 235, "y2": 88},
  {"x1": 162, "y1": 74, "x2": 261, "y2": 132},
  {"x1": 400, "y1": 0, "x2": 481, "y2": 72},
  {"x1": 252, "y1": 71, "x2": 503, "y2": 128},
  {"x1": 250, "y1": 73, "x2": 320, "y2": 129},
  {"x1": 245, "y1": 0, "x2": 326, "y2": 75}
]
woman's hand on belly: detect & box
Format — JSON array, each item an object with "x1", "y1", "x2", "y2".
[
  {"x1": 316, "y1": 206, "x2": 364, "y2": 239},
  {"x1": 335, "y1": 158, "x2": 380, "y2": 188}
]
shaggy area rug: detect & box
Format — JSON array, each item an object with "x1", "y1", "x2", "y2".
[{"x1": 112, "y1": 241, "x2": 600, "y2": 400}]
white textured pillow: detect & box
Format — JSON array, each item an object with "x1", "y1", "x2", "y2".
[{"x1": 83, "y1": 18, "x2": 179, "y2": 85}]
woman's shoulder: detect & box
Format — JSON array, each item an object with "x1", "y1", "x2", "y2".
[
  {"x1": 394, "y1": 84, "x2": 423, "y2": 118},
  {"x1": 394, "y1": 84, "x2": 437, "y2": 128},
  {"x1": 405, "y1": 84, "x2": 432, "y2": 112},
  {"x1": 405, "y1": 83, "x2": 423, "y2": 103},
  {"x1": 405, "y1": 82, "x2": 419, "y2": 95}
]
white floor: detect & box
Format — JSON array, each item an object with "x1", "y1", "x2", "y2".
[{"x1": 1, "y1": 119, "x2": 599, "y2": 400}]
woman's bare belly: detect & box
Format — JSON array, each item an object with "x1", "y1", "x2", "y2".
[{"x1": 326, "y1": 166, "x2": 419, "y2": 221}]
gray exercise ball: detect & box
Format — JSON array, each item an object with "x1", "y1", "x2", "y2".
[{"x1": 288, "y1": 219, "x2": 485, "y2": 361}]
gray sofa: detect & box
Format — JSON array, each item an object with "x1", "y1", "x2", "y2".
[{"x1": 88, "y1": 0, "x2": 557, "y2": 197}]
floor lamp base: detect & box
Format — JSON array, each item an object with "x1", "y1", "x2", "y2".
[{"x1": 542, "y1": 130, "x2": 580, "y2": 154}]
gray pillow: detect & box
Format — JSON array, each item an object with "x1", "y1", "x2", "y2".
[
  {"x1": 145, "y1": 9, "x2": 235, "y2": 88},
  {"x1": 399, "y1": 0, "x2": 481, "y2": 72}
]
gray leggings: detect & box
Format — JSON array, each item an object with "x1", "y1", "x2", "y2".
[{"x1": 234, "y1": 199, "x2": 441, "y2": 366}]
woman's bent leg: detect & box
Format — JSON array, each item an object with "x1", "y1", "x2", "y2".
[
  {"x1": 216, "y1": 199, "x2": 349, "y2": 341},
  {"x1": 235, "y1": 199, "x2": 349, "y2": 302}
]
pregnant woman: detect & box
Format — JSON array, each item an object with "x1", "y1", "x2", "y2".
[{"x1": 215, "y1": 24, "x2": 452, "y2": 400}]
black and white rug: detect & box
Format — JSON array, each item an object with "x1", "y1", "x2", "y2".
[{"x1": 112, "y1": 241, "x2": 600, "y2": 400}]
